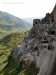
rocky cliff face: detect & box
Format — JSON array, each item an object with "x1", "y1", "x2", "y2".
[
  {"x1": 10, "y1": 21, "x2": 56, "y2": 75},
  {"x1": 7, "y1": 5, "x2": 56, "y2": 75}
]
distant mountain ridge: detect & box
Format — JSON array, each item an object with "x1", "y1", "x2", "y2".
[{"x1": 0, "y1": 11, "x2": 31, "y2": 30}]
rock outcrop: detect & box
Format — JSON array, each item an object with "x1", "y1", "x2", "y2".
[
  {"x1": 41, "y1": 4, "x2": 56, "y2": 24},
  {"x1": 10, "y1": 4, "x2": 56, "y2": 75}
]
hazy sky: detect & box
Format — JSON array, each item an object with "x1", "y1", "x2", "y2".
[{"x1": 0, "y1": 0, "x2": 56, "y2": 18}]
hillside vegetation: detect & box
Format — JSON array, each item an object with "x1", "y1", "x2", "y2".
[
  {"x1": 0, "y1": 31, "x2": 28, "y2": 74},
  {"x1": 0, "y1": 11, "x2": 31, "y2": 31},
  {"x1": 0, "y1": 11, "x2": 32, "y2": 75}
]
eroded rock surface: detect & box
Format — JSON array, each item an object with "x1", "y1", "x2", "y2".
[{"x1": 10, "y1": 4, "x2": 56, "y2": 75}]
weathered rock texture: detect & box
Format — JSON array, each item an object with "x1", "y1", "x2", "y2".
[
  {"x1": 52, "y1": 4, "x2": 56, "y2": 24},
  {"x1": 41, "y1": 4, "x2": 56, "y2": 24},
  {"x1": 10, "y1": 4, "x2": 56, "y2": 75}
]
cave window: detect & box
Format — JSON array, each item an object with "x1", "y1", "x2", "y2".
[
  {"x1": 52, "y1": 19, "x2": 54, "y2": 22},
  {"x1": 36, "y1": 22, "x2": 37, "y2": 24}
]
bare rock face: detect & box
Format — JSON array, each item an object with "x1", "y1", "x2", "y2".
[
  {"x1": 11, "y1": 22, "x2": 56, "y2": 75},
  {"x1": 11, "y1": 23, "x2": 56, "y2": 75},
  {"x1": 10, "y1": 4, "x2": 56, "y2": 75},
  {"x1": 41, "y1": 4, "x2": 56, "y2": 24},
  {"x1": 52, "y1": 4, "x2": 56, "y2": 24},
  {"x1": 37, "y1": 50, "x2": 56, "y2": 75}
]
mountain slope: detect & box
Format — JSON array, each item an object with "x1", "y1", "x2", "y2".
[
  {"x1": 0, "y1": 32, "x2": 28, "y2": 73},
  {"x1": 0, "y1": 11, "x2": 31, "y2": 30},
  {"x1": 0, "y1": 32, "x2": 28, "y2": 48}
]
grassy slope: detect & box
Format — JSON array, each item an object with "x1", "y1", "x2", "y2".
[
  {"x1": 0, "y1": 55, "x2": 39, "y2": 75},
  {"x1": 0, "y1": 32, "x2": 28, "y2": 48},
  {"x1": 0, "y1": 31, "x2": 39, "y2": 75},
  {"x1": 0, "y1": 11, "x2": 31, "y2": 31},
  {"x1": 0, "y1": 31, "x2": 28, "y2": 75},
  {"x1": 0, "y1": 28, "x2": 29, "y2": 40},
  {"x1": 0, "y1": 11, "x2": 32, "y2": 75}
]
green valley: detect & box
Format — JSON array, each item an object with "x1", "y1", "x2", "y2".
[{"x1": 0, "y1": 11, "x2": 31, "y2": 31}]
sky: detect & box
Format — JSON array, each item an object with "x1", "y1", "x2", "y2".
[{"x1": 0, "y1": 0, "x2": 56, "y2": 18}]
